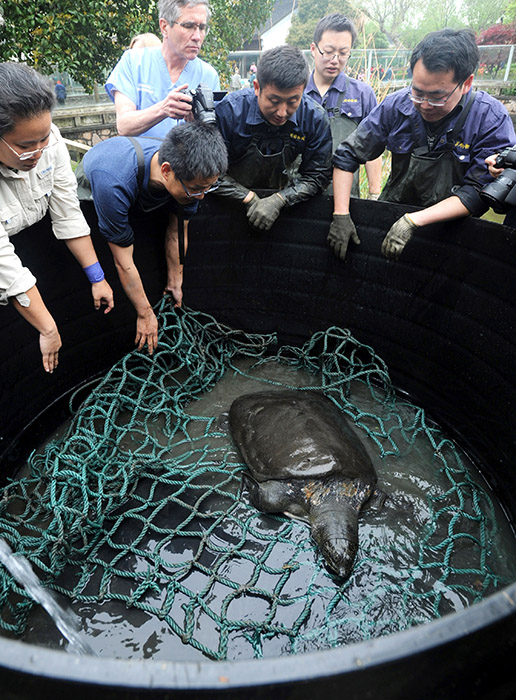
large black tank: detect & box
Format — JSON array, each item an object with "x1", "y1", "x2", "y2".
[{"x1": 1, "y1": 195, "x2": 515, "y2": 699}]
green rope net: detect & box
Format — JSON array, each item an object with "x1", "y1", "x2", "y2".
[{"x1": 0, "y1": 302, "x2": 512, "y2": 660}]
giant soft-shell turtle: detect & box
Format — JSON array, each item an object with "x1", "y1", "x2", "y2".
[{"x1": 229, "y1": 389, "x2": 384, "y2": 579}]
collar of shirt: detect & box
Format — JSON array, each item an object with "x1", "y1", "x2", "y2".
[{"x1": 306, "y1": 70, "x2": 347, "y2": 100}]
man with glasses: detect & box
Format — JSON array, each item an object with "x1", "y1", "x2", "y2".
[
  {"x1": 305, "y1": 13, "x2": 382, "y2": 212},
  {"x1": 83, "y1": 122, "x2": 227, "y2": 354},
  {"x1": 105, "y1": 0, "x2": 220, "y2": 138},
  {"x1": 332, "y1": 28, "x2": 515, "y2": 261},
  {"x1": 214, "y1": 44, "x2": 332, "y2": 231}
]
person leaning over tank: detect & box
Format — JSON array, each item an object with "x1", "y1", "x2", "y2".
[
  {"x1": 105, "y1": 0, "x2": 220, "y2": 139},
  {"x1": 214, "y1": 44, "x2": 332, "y2": 231},
  {"x1": 304, "y1": 13, "x2": 382, "y2": 204},
  {"x1": 331, "y1": 28, "x2": 516, "y2": 261},
  {"x1": 0, "y1": 62, "x2": 114, "y2": 374},
  {"x1": 83, "y1": 122, "x2": 227, "y2": 355}
]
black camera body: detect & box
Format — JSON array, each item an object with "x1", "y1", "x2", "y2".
[
  {"x1": 494, "y1": 145, "x2": 516, "y2": 169},
  {"x1": 480, "y1": 146, "x2": 516, "y2": 214},
  {"x1": 181, "y1": 84, "x2": 216, "y2": 125}
]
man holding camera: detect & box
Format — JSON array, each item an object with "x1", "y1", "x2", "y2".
[
  {"x1": 331, "y1": 28, "x2": 516, "y2": 261},
  {"x1": 214, "y1": 44, "x2": 332, "y2": 231},
  {"x1": 105, "y1": 0, "x2": 220, "y2": 138},
  {"x1": 83, "y1": 122, "x2": 227, "y2": 354}
]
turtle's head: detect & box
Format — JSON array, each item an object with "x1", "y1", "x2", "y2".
[
  {"x1": 321, "y1": 536, "x2": 358, "y2": 579},
  {"x1": 310, "y1": 505, "x2": 360, "y2": 579}
]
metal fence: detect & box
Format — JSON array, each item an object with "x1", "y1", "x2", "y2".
[
  {"x1": 228, "y1": 44, "x2": 516, "y2": 88},
  {"x1": 51, "y1": 43, "x2": 516, "y2": 102}
]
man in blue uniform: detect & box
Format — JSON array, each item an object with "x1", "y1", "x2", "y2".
[
  {"x1": 214, "y1": 44, "x2": 332, "y2": 231},
  {"x1": 105, "y1": 0, "x2": 220, "y2": 138},
  {"x1": 83, "y1": 122, "x2": 227, "y2": 354},
  {"x1": 331, "y1": 28, "x2": 516, "y2": 260},
  {"x1": 305, "y1": 13, "x2": 382, "y2": 208}
]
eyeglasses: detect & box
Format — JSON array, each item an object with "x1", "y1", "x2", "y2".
[
  {"x1": 315, "y1": 43, "x2": 351, "y2": 62},
  {"x1": 171, "y1": 20, "x2": 209, "y2": 34},
  {"x1": 0, "y1": 134, "x2": 55, "y2": 161},
  {"x1": 179, "y1": 178, "x2": 220, "y2": 198},
  {"x1": 409, "y1": 82, "x2": 462, "y2": 107}
]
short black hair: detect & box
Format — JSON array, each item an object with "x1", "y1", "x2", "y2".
[
  {"x1": 313, "y1": 13, "x2": 357, "y2": 46},
  {"x1": 256, "y1": 45, "x2": 309, "y2": 90},
  {"x1": 159, "y1": 121, "x2": 228, "y2": 180},
  {"x1": 0, "y1": 62, "x2": 55, "y2": 136},
  {"x1": 410, "y1": 28, "x2": 479, "y2": 83}
]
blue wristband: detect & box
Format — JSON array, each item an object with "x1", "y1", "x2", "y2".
[{"x1": 83, "y1": 261, "x2": 105, "y2": 283}]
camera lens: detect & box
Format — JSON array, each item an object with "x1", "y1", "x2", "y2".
[{"x1": 480, "y1": 170, "x2": 516, "y2": 213}]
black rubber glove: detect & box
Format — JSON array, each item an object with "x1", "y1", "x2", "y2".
[
  {"x1": 247, "y1": 193, "x2": 285, "y2": 230},
  {"x1": 381, "y1": 214, "x2": 419, "y2": 260},
  {"x1": 327, "y1": 214, "x2": 360, "y2": 260}
]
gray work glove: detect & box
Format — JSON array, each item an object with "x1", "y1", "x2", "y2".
[
  {"x1": 381, "y1": 214, "x2": 419, "y2": 260},
  {"x1": 247, "y1": 193, "x2": 285, "y2": 230},
  {"x1": 327, "y1": 214, "x2": 360, "y2": 261},
  {"x1": 368, "y1": 192, "x2": 381, "y2": 201}
]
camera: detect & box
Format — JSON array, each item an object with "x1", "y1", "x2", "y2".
[
  {"x1": 181, "y1": 84, "x2": 216, "y2": 125},
  {"x1": 493, "y1": 145, "x2": 516, "y2": 169},
  {"x1": 480, "y1": 146, "x2": 516, "y2": 213}
]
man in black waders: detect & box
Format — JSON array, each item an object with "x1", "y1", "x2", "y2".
[
  {"x1": 330, "y1": 28, "x2": 516, "y2": 261},
  {"x1": 213, "y1": 44, "x2": 333, "y2": 232},
  {"x1": 304, "y1": 13, "x2": 382, "y2": 204}
]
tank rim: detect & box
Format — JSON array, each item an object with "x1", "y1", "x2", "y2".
[{"x1": 1, "y1": 581, "x2": 515, "y2": 690}]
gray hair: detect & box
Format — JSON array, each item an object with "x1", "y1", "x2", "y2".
[
  {"x1": 0, "y1": 62, "x2": 55, "y2": 136},
  {"x1": 159, "y1": 121, "x2": 227, "y2": 181},
  {"x1": 158, "y1": 0, "x2": 211, "y2": 25}
]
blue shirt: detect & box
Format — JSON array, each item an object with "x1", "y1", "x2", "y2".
[
  {"x1": 83, "y1": 136, "x2": 197, "y2": 247},
  {"x1": 305, "y1": 71, "x2": 377, "y2": 124},
  {"x1": 215, "y1": 88, "x2": 332, "y2": 205},
  {"x1": 105, "y1": 47, "x2": 220, "y2": 139},
  {"x1": 333, "y1": 87, "x2": 516, "y2": 214}
]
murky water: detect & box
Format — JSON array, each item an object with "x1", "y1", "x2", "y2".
[{"x1": 3, "y1": 359, "x2": 516, "y2": 661}]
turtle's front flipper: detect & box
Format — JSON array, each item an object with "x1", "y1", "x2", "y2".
[{"x1": 363, "y1": 487, "x2": 387, "y2": 512}]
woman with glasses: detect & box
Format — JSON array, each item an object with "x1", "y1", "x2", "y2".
[
  {"x1": 0, "y1": 62, "x2": 114, "y2": 374},
  {"x1": 83, "y1": 121, "x2": 227, "y2": 355},
  {"x1": 105, "y1": 0, "x2": 220, "y2": 139},
  {"x1": 331, "y1": 28, "x2": 516, "y2": 262}
]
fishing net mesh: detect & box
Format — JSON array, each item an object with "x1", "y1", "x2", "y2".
[{"x1": 0, "y1": 302, "x2": 506, "y2": 659}]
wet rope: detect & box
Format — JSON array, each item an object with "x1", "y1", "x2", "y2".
[{"x1": 0, "y1": 301, "x2": 509, "y2": 658}]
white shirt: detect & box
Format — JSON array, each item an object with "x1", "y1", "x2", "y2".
[{"x1": 0, "y1": 123, "x2": 90, "y2": 303}]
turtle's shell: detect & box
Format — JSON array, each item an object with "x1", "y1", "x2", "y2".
[{"x1": 228, "y1": 390, "x2": 376, "y2": 484}]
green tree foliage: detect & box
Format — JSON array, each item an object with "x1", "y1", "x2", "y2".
[
  {"x1": 0, "y1": 0, "x2": 274, "y2": 92},
  {"x1": 461, "y1": 0, "x2": 509, "y2": 32},
  {"x1": 400, "y1": 0, "x2": 465, "y2": 47},
  {"x1": 0, "y1": 0, "x2": 155, "y2": 91},
  {"x1": 357, "y1": 0, "x2": 424, "y2": 45}
]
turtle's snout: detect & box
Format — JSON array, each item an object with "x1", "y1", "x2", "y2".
[{"x1": 322, "y1": 538, "x2": 358, "y2": 579}]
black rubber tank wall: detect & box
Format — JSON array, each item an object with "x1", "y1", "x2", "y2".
[{"x1": 1, "y1": 194, "x2": 516, "y2": 699}]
